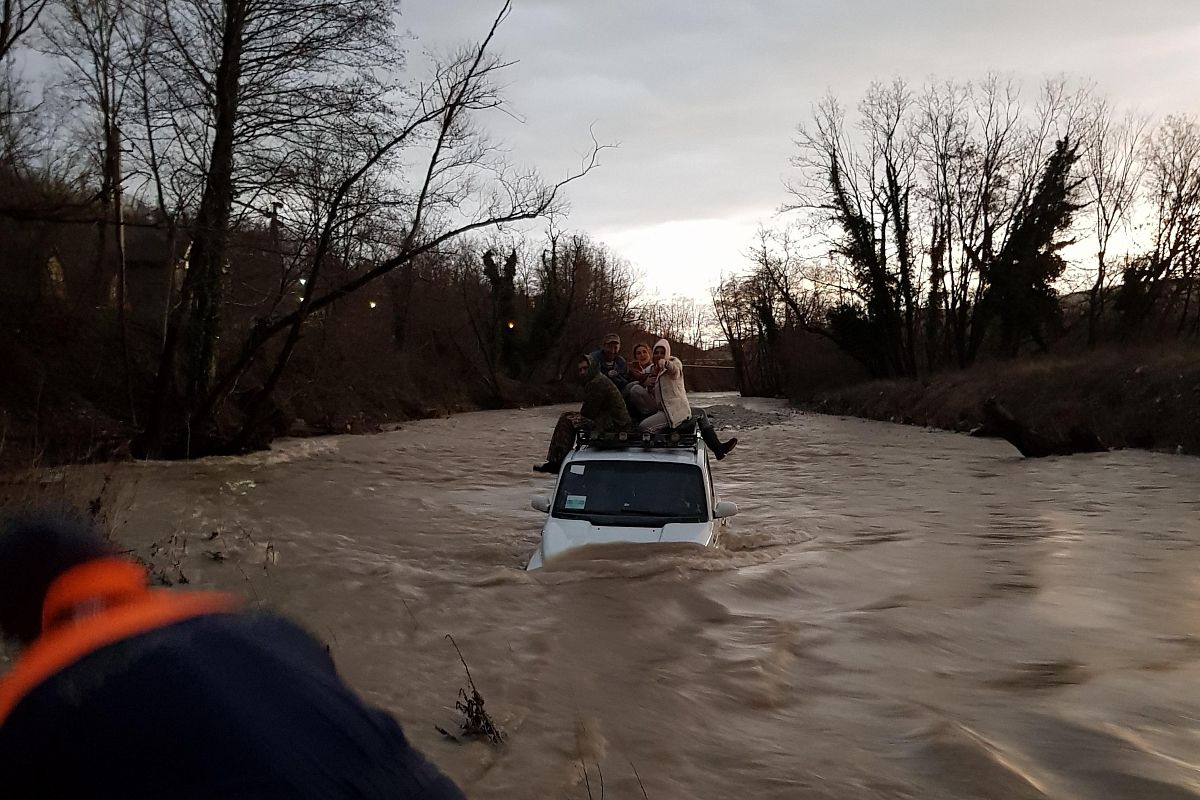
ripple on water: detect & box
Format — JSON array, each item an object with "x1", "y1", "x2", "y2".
[{"x1": 53, "y1": 396, "x2": 1200, "y2": 799}]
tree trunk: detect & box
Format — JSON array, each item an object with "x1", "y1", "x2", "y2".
[
  {"x1": 111, "y1": 125, "x2": 135, "y2": 425},
  {"x1": 144, "y1": 0, "x2": 247, "y2": 453},
  {"x1": 1087, "y1": 249, "x2": 1106, "y2": 349},
  {"x1": 182, "y1": 4, "x2": 245, "y2": 422}
]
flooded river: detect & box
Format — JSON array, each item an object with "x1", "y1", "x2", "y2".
[{"x1": 13, "y1": 395, "x2": 1200, "y2": 798}]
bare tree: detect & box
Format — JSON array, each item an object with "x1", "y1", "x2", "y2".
[
  {"x1": 736, "y1": 76, "x2": 1102, "y2": 381},
  {"x1": 0, "y1": 0, "x2": 49, "y2": 61},
  {"x1": 0, "y1": 3, "x2": 51, "y2": 190},
  {"x1": 1117, "y1": 115, "x2": 1200, "y2": 336},
  {"x1": 135, "y1": 0, "x2": 401, "y2": 444},
  {"x1": 788, "y1": 81, "x2": 920, "y2": 376},
  {"x1": 39, "y1": 0, "x2": 145, "y2": 418},
  {"x1": 925, "y1": 76, "x2": 1033, "y2": 364},
  {"x1": 639, "y1": 295, "x2": 714, "y2": 350},
  {"x1": 744, "y1": 226, "x2": 836, "y2": 331},
  {"x1": 710, "y1": 271, "x2": 783, "y2": 396},
  {"x1": 1082, "y1": 100, "x2": 1146, "y2": 346},
  {"x1": 138, "y1": 0, "x2": 405, "y2": 450},
  {"x1": 39, "y1": 0, "x2": 137, "y2": 289},
  {"x1": 0, "y1": 60, "x2": 38, "y2": 167},
  {"x1": 165, "y1": 3, "x2": 608, "y2": 451}
]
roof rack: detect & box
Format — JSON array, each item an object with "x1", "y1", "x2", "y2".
[{"x1": 575, "y1": 428, "x2": 699, "y2": 451}]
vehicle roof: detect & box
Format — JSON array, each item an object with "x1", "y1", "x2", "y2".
[{"x1": 563, "y1": 445, "x2": 706, "y2": 467}]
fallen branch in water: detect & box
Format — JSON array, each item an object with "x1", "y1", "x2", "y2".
[
  {"x1": 981, "y1": 397, "x2": 1107, "y2": 458},
  {"x1": 436, "y1": 634, "x2": 504, "y2": 745}
]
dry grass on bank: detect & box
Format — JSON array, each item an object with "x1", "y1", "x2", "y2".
[{"x1": 805, "y1": 345, "x2": 1200, "y2": 455}]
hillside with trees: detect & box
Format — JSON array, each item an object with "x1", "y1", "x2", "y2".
[
  {"x1": 0, "y1": 2, "x2": 681, "y2": 465},
  {"x1": 713, "y1": 77, "x2": 1200, "y2": 452}
]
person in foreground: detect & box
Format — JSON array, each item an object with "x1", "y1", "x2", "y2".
[
  {"x1": 639, "y1": 338, "x2": 737, "y2": 459},
  {"x1": 534, "y1": 353, "x2": 631, "y2": 473},
  {"x1": 0, "y1": 507, "x2": 466, "y2": 800}
]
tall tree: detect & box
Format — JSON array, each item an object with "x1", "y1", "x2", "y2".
[
  {"x1": 481, "y1": 247, "x2": 520, "y2": 376},
  {"x1": 140, "y1": 0, "x2": 402, "y2": 449},
  {"x1": 185, "y1": 3, "x2": 606, "y2": 452},
  {"x1": 980, "y1": 137, "x2": 1084, "y2": 355},
  {"x1": 1082, "y1": 103, "x2": 1146, "y2": 347},
  {"x1": 1116, "y1": 115, "x2": 1200, "y2": 336},
  {"x1": 789, "y1": 82, "x2": 919, "y2": 378},
  {"x1": 40, "y1": 0, "x2": 137, "y2": 303},
  {"x1": 0, "y1": 0, "x2": 49, "y2": 61}
]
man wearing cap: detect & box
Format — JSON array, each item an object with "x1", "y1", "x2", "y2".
[{"x1": 589, "y1": 333, "x2": 628, "y2": 391}]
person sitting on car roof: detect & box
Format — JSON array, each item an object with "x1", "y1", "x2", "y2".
[
  {"x1": 589, "y1": 333, "x2": 628, "y2": 391},
  {"x1": 624, "y1": 342, "x2": 658, "y2": 419},
  {"x1": 534, "y1": 353, "x2": 632, "y2": 474},
  {"x1": 639, "y1": 338, "x2": 738, "y2": 460}
]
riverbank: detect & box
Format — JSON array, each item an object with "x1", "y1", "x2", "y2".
[
  {"x1": 0, "y1": 361, "x2": 737, "y2": 471},
  {"x1": 0, "y1": 366, "x2": 574, "y2": 471},
  {"x1": 801, "y1": 346, "x2": 1200, "y2": 456}
]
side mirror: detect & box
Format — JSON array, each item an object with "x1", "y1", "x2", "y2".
[
  {"x1": 713, "y1": 501, "x2": 738, "y2": 519},
  {"x1": 531, "y1": 495, "x2": 551, "y2": 513}
]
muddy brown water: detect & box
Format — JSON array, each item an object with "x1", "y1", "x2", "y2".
[{"x1": 6, "y1": 394, "x2": 1200, "y2": 799}]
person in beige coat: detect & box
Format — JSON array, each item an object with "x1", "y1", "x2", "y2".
[
  {"x1": 638, "y1": 339, "x2": 689, "y2": 431},
  {"x1": 638, "y1": 339, "x2": 738, "y2": 459}
]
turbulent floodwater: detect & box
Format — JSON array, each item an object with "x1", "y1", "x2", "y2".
[{"x1": 13, "y1": 394, "x2": 1200, "y2": 798}]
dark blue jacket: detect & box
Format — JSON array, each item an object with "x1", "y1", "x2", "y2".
[{"x1": 0, "y1": 611, "x2": 465, "y2": 799}]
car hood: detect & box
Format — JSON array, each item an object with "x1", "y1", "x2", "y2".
[{"x1": 538, "y1": 516, "x2": 714, "y2": 563}]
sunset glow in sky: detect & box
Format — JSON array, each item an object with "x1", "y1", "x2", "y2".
[{"x1": 402, "y1": 1, "x2": 1200, "y2": 300}]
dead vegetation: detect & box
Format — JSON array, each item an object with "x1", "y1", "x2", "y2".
[
  {"x1": 138, "y1": 532, "x2": 190, "y2": 585},
  {"x1": 578, "y1": 759, "x2": 604, "y2": 800},
  {"x1": 571, "y1": 758, "x2": 650, "y2": 799},
  {"x1": 806, "y1": 345, "x2": 1200, "y2": 456},
  {"x1": 436, "y1": 634, "x2": 505, "y2": 745},
  {"x1": 0, "y1": 464, "x2": 136, "y2": 535}
]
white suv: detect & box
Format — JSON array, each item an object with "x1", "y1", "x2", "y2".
[{"x1": 527, "y1": 429, "x2": 738, "y2": 570}]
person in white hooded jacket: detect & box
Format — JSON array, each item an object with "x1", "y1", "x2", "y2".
[{"x1": 639, "y1": 339, "x2": 738, "y2": 459}]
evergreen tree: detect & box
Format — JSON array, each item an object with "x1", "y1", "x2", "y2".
[{"x1": 981, "y1": 138, "x2": 1084, "y2": 356}]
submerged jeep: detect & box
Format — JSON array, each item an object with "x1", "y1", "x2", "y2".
[{"x1": 526, "y1": 428, "x2": 738, "y2": 570}]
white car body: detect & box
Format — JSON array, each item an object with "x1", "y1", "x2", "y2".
[{"x1": 527, "y1": 434, "x2": 737, "y2": 570}]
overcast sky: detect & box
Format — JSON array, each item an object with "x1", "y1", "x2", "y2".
[{"x1": 400, "y1": 1, "x2": 1200, "y2": 300}]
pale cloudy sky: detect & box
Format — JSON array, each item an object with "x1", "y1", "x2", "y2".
[{"x1": 400, "y1": 1, "x2": 1200, "y2": 300}]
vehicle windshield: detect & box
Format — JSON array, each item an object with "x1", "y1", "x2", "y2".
[{"x1": 553, "y1": 460, "x2": 707, "y2": 524}]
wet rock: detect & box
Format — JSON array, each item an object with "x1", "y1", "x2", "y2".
[{"x1": 695, "y1": 403, "x2": 798, "y2": 431}]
